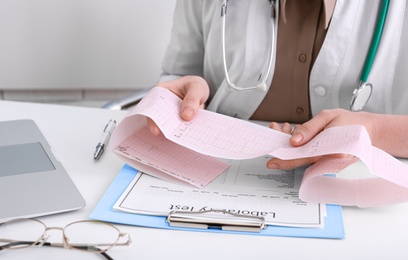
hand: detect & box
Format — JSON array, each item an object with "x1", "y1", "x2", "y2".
[
  {"x1": 148, "y1": 76, "x2": 210, "y2": 135},
  {"x1": 267, "y1": 109, "x2": 376, "y2": 170}
]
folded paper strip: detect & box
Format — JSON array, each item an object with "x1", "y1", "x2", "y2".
[{"x1": 110, "y1": 87, "x2": 408, "y2": 207}]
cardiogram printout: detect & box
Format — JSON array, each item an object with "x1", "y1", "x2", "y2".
[{"x1": 110, "y1": 87, "x2": 408, "y2": 207}]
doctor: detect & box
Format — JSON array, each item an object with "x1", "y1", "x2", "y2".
[
  {"x1": 152, "y1": 1, "x2": 408, "y2": 164},
  {"x1": 158, "y1": 0, "x2": 407, "y2": 120}
]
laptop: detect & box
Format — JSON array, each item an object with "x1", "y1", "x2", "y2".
[{"x1": 0, "y1": 119, "x2": 86, "y2": 223}]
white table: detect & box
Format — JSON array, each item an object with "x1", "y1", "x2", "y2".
[{"x1": 1, "y1": 100, "x2": 407, "y2": 260}]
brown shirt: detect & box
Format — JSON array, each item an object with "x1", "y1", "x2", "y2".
[{"x1": 251, "y1": 0, "x2": 336, "y2": 123}]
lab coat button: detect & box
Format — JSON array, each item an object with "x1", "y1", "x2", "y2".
[{"x1": 314, "y1": 86, "x2": 326, "y2": 96}]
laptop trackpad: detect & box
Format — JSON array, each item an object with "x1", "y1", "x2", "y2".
[{"x1": 0, "y1": 142, "x2": 56, "y2": 177}]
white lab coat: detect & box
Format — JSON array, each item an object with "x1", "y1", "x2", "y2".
[{"x1": 160, "y1": 0, "x2": 408, "y2": 120}]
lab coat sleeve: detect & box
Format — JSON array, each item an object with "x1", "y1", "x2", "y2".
[{"x1": 159, "y1": 0, "x2": 205, "y2": 83}]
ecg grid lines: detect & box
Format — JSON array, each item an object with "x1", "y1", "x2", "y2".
[
  {"x1": 113, "y1": 87, "x2": 408, "y2": 203},
  {"x1": 168, "y1": 112, "x2": 292, "y2": 160},
  {"x1": 141, "y1": 87, "x2": 293, "y2": 160},
  {"x1": 114, "y1": 126, "x2": 230, "y2": 188},
  {"x1": 269, "y1": 126, "x2": 372, "y2": 160}
]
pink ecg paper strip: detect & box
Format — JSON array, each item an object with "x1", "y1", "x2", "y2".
[
  {"x1": 114, "y1": 126, "x2": 229, "y2": 188},
  {"x1": 111, "y1": 87, "x2": 408, "y2": 206}
]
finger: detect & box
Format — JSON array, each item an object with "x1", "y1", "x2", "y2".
[
  {"x1": 180, "y1": 93, "x2": 201, "y2": 121},
  {"x1": 266, "y1": 156, "x2": 320, "y2": 170},
  {"x1": 160, "y1": 76, "x2": 209, "y2": 121},
  {"x1": 179, "y1": 79, "x2": 209, "y2": 121},
  {"x1": 269, "y1": 122, "x2": 292, "y2": 134},
  {"x1": 146, "y1": 118, "x2": 162, "y2": 136},
  {"x1": 281, "y1": 122, "x2": 292, "y2": 134},
  {"x1": 157, "y1": 77, "x2": 209, "y2": 119},
  {"x1": 269, "y1": 122, "x2": 283, "y2": 131},
  {"x1": 290, "y1": 109, "x2": 341, "y2": 146}
]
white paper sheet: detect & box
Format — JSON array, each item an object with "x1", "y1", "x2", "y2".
[{"x1": 114, "y1": 156, "x2": 325, "y2": 228}]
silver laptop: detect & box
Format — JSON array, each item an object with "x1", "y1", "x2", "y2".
[{"x1": 0, "y1": 119, "x2": 85, "y2": 223}]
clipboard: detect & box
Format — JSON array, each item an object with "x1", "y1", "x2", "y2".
[
  {"x1": 167, "y1": 209, "x2": 267, "y2": 232},
  {"x1": 90, "y1": 164, "x2": 345, "y2": 239}
]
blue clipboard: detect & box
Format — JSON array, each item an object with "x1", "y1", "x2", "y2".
[{"x1": 90, "y1": 164, "x2": 345, "y2": 239}]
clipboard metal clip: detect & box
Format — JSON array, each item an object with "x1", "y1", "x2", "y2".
[{"x1": 166, "y1": 209, "x2": 267, "y2": 233}]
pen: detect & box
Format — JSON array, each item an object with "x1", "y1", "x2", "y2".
[{"x1": 94, "y1": 119, "x2": 116, "y2": 160}]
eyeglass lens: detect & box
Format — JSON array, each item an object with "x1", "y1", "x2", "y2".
[
  {"x1": 64, "y1": 221, "x2": 122, "y2": 251},
  {"x1": 0, "y1": 218, "x2": 46, "y2": 249}
]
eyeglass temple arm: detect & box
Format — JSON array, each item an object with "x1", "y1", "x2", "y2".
[
  {"x1": 0, "y1": 240, "x2": 35, "y2": 250},
  {"x1": 0, "y1": 240, "x2": 113, "y2": 260}
]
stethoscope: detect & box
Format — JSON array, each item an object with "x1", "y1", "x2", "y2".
[
  {"x1": 221, "y1": 0, "x2": 278, "y2": 92},
  {"x1": 221, "y1": 0, "x2": 390, "y2": 112},
  {"x1": 350, "y1": 0, "x2": 389, "y2": 111}
]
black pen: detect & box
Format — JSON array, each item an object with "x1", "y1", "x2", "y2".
[{"x1": 94, "y1": 119, "x2": 116, "y2": 160}]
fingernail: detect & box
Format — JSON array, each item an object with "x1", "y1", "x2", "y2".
[
  {"x1": 291, "y1": 134, "x2": 303, "y2": 143},
  {"x1": 267, "y1": 163, "x2": 280, "y2": 169},
  {"x1": 182, "y1": 107, "x2": 194, "y2": 119}
]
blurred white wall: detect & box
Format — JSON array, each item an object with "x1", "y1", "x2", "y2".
[{"x1": 0, "y1": 0, "x2": 176, "y2": 105}]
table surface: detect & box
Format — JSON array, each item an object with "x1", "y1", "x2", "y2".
[{"x1": 1, "y1": 100, "x2": 407, "y2": 260}]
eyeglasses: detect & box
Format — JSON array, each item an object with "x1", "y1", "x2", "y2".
[{"x1": 0, "y1": 218, "x2": 131, "y2": 260}]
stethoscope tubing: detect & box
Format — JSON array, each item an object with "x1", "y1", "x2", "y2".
[
  {"x1": 221, "y1": 0, "x2": 278, "y2": 91},
  {"x1": 360, "y1": 0, "x2": 390, "y2": 83},
  {"x1": 350, "y1": 0, "x2": 389, "y2": 111}
]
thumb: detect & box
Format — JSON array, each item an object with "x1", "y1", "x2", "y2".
[
  {"x1": 180, "y1": 95, "x2": 200, "y2": 121},
  {"x1": 290, "y1": 125, "x2": 318, "y2": 147},
  {"x1": 289, "y1": 110, "x2": 338, "y2": 146},
  {"x1": 179, "y1": 77, "x2": 209, "y2": 121}
]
